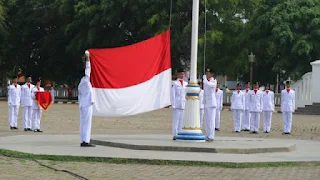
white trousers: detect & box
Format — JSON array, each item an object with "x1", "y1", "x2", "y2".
[
  {"x1": 242, "y1": 110, "x2": 251, "y2": 130},
  {"x1": 263, "y1": 111, "x2": 273, "y2": 132},
  {"x1": 205, "y1": 107, "x2": 216, "y2": 139},
  {"x1": 250, "y1": 112, "x2": 260, "y2": 132},
  {"x1": 215, "y1": 110, "x2": 221, "y2": 129},
  {"x1": 32, "y1": 109, "x2": 42, "y2": 130},
  {"x1": 80, "y1": 105, "x2": 93, "y2": 143},
  {"x1": 23, "y1": 106, "x2": 33, "y2": 129},
  {"x1": 172, "y1": 108, "x2": 184, "y2": 136},
  {"x1": 282, "y1": 112, "x2": 293, "y2": 133},
  {"x1": 200, "y1": 108, "x2": 204, "y2": 128},
  {"x1": 232, "y1": 109, "x2": 242, "y2": 131},
  {"x1": 8, "y1": 105, "x2": 19, "y2": 127}
]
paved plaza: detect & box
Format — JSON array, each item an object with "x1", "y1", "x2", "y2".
[{"x1": 1, "y1": 102, "x2": 320, "y2": 179}]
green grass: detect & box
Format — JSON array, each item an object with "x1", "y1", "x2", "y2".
[{"x1": 1, "y1": 148, "x2": 320, "y2": 168}]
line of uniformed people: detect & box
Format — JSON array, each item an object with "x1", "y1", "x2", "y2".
[
  {"x1": 232, "y1": 80, "x2": 295, "y2": 135},
  {"x1": 171, "y1": 69, "x2": 296, "y2": 142},
  {"x1": 7, "y1": 75, "x2": 44, "y2": 132}
]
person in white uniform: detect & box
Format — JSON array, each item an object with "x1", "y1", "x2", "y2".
[
  {"x1": 231, "y1": 83, "x2": 245, "y2": 132},
  {"x1": 199, "y1": 82, "x2": 204, "y2": 128},
  {"x1": 8, "y1": 76, "x2": 21, "y2": 130},
  {"x1": 242, "y1": 82, "x2": 251, "y2": 131},
  {"x1": 21, "y1": 75, "x2": 35, "y2": 131},
  {"x1": 31, "y1": 79, "x2": 44, "y2": 132},
  {"x1": 171, "y1": 69, "x2": 187, "y2": 140},
  {"x1": 215, "y1": 81, "x2": 223, "y2": 131},
  {"x1": 262, "y1": 84, "x2": 275, "y2": 133},
  {"x1": 249, "y1": 82, "x2": 263, "y2": 134},
  {"x1": 281, "y1": 81, "x2": 295, "y2": 135},
  {"x1": 78, "y1": 51, "x2": 95, "y2": 147},
  {"x1": 202, "y1": 69, "x2": 217, "y2": 142}
]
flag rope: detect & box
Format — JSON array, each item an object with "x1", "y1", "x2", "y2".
[
  {"x1": 203, "y1": 0, "x2": 207, "y2": 75},
  {"x1": 169, "y1": 0, "x2": 173, "y2": 29}
]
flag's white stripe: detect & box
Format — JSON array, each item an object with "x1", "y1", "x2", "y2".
[{"x1": 92, "y1": 69, "x2": 172, "y2": 117}]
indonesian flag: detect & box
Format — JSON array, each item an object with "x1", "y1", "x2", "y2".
[
  {"x1": 36, "y1": 92, "x2": 53, "y2": 110},
  {"x1": 88, "y1": 30, "x2": 171, "y2": 117}
]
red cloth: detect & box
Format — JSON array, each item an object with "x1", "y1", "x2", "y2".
[
  {"x1": 27, "y1": 83, "x2": 30, "y2": 88},
  {"x1": 237, "y1": 90, "x2": 240, "y2": 94},
  {"x1": 287, "y1": 89, "x2": 290, "y2": 93},
  {"x1": 246, "y1": 89, "x2": 248, "y2": 93},
  {"x1": 179, "y1": 80, "x2": 183, "y2": 86},
  {"x1": 68, "y1": 89, "x2": 72, "y2": 95},
  {"x1": 254, "y1": 89, "x2": 257, "y2": 94},
  {"x1": 216, "y1": 89, "x2": 218, "y2": 93},
  {"x1": 36, "y1": 92, "x2": 52, "y2": 110},
  {"x1": 266, "y1": 90, "x2": 269, "y2": 94},
  {"x1": 14, "y1": 84, "x2": 17, "y2": 88},
  {"x1": 37, "y1": 86, "x2": 40, "y2": 91},
  {"x1": 88, "y1": 30, "x2": 171, "y2": 88}
]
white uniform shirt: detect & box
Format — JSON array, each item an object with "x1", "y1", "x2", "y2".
[
  {"x1": 78, "y1": 61, "x2": 94, "y2": 108},
  {"x1": 31, "y1": 86, "x2": 45, "y2": 109},
  {"x1": 171, "y1": 78, "x2": 188, "y2": 109},
  {"x1": 21, "y1": 83, "x2": 35, "y2": 107},
  {"x1": 281, "y1": 89, "x2": 295, "y2": 112},
  {"x1": 262, "y1": 90, "x2": 275, "y2": 111},
  {"x1": 8, "y1": 84, "x2": 21, "y2": 106},
  {"x1": 199, "y1": 89, "x2": 204, "y2": 109},
  {"x1": 215, "y1": 89, "x2": 223, "y2": 110},
  {"x1": 202, "y1": 75, "x2": 217, "y2": 108},
  {"x1": 249, "y1": 89, "x2": 263, "y2": 112},
  {"x1": 243, "y1": 88, "x2": 251, "y2": 110},
  {"x1": 231, "y1": 90, "x2": 245, "y2": 110}
]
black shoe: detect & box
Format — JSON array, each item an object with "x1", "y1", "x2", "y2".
[
  {"x1": 24, "y1": 128, "x2": 28, "y2": 131},
  {"x1": 215, "y1": 128, "x2": 220, "y2": 131},
  {"x1": 10, "y1": 126, "x2": 14, "y2": 130},
  {"x1": 234, "y1": 131, "x2": 240, "y2": 133},
  {"x1": 205, "y1": 138, "x2": 214, "y2": 142},
  {"x1": 80, "y1": 142, "x2": 95, "y2": 147},
  {"x1": 13, "y1": 127, "x2": 18, "y2": 130},
  {"x1": 27, "y1": 128, "x2": 32, "y2": 131},
  {"x1": 34, "y1": 129, "x2": 43, "y2": 132},
  {"x1": 243, "y1": 129, "x2": 250, "y2": 132},
  {"x1": 172, "y1": 136, "x2": 176, "y2": 140},
  {"x1": 264, "y1": 131, "x2": 269, "y2": 133}
]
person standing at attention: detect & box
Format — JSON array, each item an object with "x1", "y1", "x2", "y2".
[
  {"x1": 8, "y1": 76, "x2": 21, "y2": 130},
  {"x1": 215, "y1": 81, "x2": 223, "y2": 131},
  {"x1": 249, "y1": 82, "x2": 263, "y2": 134},
  {"x1": 21, "y1": 75, "x2": 35, "y2": 131},
  {"x1": 231, "y1": 83, "x2": 245, "y2": 133},
  {"x1": 171, "y1": 69, "x2": 188, "y2": 140},
  {"x1": 202, "y1": 68, "x2": 217, "y2": 142},
  {"x1": 281, "y1": 81, "x2": 295, "y2": 135},
  {"x1": 262, "y1": 84, "x2": 275, "y2": 133},
  {"x1": 31, "y1": 79, "x2": 44, "y2": 132},
  {"x1": 242, "y1": 82, "x2": 251, "y2": 131}
]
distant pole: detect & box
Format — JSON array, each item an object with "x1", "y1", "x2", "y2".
[
  {"x1": 248, "y1": 52, "x2": 255, "y2": 88},
  {"x1": 176, "y1": 0, "x2": 206, "y2": 141}
]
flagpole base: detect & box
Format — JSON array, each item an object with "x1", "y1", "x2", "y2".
[
  {"x1": 176, "y1": 84, "x2": 206, "y2": 141},
  {"x1": 176, "y1": 131, "x2": 206, "y2": 142}
]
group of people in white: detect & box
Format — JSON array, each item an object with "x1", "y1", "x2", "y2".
[
  {"x1": 171, "y1": 69, "x2": 296, "y2": 141},
  {"x1": 7, "y1": 76, "x2": 44, "y2": 132}
]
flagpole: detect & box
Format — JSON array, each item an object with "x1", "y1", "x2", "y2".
[{"x1": 176, "y1": 0, "x2": 206, "y2": 141}]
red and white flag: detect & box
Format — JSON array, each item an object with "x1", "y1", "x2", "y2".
[{"x1": 88, "y1": 30, "x2": 171, "y2": 117}]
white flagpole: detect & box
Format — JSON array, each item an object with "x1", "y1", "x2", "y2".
[{"x1": 176, "y1": 0, "x2": 205, "y2": 141}]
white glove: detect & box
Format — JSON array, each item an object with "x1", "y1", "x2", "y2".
[
  {"x1": 203, "y1": 74, "x2": 206, "y2": 79},
  {"x1": 85, "y1": 50, "x2": 90, "y2": 56}
]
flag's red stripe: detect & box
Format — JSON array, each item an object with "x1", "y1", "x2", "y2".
[{"x1": 88, "y1": 30, "x2": 171, "y2": 89}]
